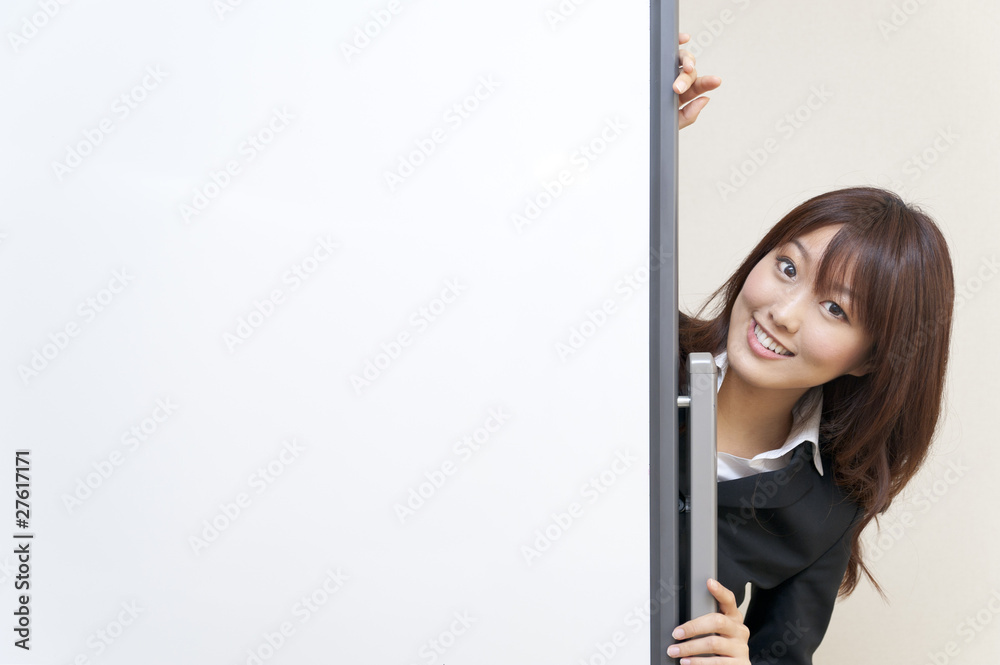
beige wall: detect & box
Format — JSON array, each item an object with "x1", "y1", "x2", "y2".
[{"x1": 678, "y1": 1, "x2": 1000, "y2": 661}]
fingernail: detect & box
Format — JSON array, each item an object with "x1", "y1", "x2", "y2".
[
  {"x1": 680, "y1": 659, "x2": 691, "y2": 665},
  {"x1": 667, "y1": 645, "x2": 680, "y2": 657},
  {"x1": 672, "y1": 627, "x2": 685, "y2": 639}
]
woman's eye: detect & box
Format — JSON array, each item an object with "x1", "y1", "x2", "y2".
[
  {"x1": 823, "y1": 301, "x2": 847, "y2": 319},
  {"x1": 777, "y1": 257, "x2": 796, "y2": 278}
]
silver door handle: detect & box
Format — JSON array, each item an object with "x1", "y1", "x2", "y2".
[{"x1": 678, "y1": 352, "x2": 719, "y2": 620}]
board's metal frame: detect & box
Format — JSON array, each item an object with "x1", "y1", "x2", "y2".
[
  {"x1": 648, "y1": 0, "x2": 681, "y2": 659},
  {"x1": 650, "y1": 2, "x2": 718, "y2": 661}
]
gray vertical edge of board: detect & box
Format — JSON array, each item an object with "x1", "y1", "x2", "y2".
[
  {"x1": 687, "y1": 352, "x2": 719, "y2": 620},
  {"x1": 649, "y1": 0, "x2": 679, "y2": 663}
]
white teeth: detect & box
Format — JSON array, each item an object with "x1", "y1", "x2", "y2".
[{"x1": 754, "y1": 322, "x2": 792, "y2": 356}]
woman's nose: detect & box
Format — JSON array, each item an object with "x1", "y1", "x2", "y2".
[{"x1": 768, "y1": 288, "x2": 803, "y2": 334}]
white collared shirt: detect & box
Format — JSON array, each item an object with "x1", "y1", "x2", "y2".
[{"x1": 713, "y1": 350, "x2": 825, "y2": 481}]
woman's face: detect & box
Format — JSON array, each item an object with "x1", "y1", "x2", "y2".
[{"x1": 726, "y1": 224, "x2": 873, "y2": 392}]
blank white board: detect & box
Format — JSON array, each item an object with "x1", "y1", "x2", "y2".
[{"x1": 0, "y1": 1, "x2": 655, "y2": 663}]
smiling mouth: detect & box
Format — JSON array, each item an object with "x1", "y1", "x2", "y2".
[{"x1": 752, "y1": 320, "x2": 794, "y2": 356}]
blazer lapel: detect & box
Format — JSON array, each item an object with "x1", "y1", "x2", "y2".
[{"x1": 716, "y1": 442, "x2": 818, "y2": 509}]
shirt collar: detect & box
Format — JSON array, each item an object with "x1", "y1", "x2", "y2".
[{"x1": 713, "y1": 350, "x2": 825, "y2": 476}]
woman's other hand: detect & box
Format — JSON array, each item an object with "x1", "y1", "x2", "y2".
[
  {"x1": 666, "y1": 578, "x2": 750, "y2": 664},
  {"x1": 674, "y1": 33, "x2": 722, "y2": 130}
]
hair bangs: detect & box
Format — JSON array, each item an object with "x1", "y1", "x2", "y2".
[{"x1": 813, "y1": 225, "x2": 882, "y2": 334}]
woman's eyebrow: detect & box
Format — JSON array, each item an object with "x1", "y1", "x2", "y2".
[{"x1": 790, "y1": 238, "x2": 812, "y2": 263}]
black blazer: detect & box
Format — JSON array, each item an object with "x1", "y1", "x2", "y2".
[{"x1": 717, "y1": 439, "x2": 862, "y2": 665}]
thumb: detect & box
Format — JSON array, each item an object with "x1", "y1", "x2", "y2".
[{"x1": 707, "y1": 578, "x2": 739, "y2": 616}]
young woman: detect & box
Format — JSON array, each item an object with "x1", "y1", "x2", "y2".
[{"x1": 665, "y1": 35, "x2": 955, "y2": 664}]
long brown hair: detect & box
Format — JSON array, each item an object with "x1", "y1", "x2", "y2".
[{"x1": 681, "y1": 186, "x2": 954, "y2": 597}]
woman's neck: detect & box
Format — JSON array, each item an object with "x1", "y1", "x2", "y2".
[{"x1": 715, "y1": 366, "x2": 810, "y2": 460}]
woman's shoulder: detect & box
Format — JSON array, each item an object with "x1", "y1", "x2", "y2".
[
  {"x1": 719, "y1": 441, "x2": 860, "y2": 541},
  {"x1": 815, "y1": 441, "x2": 865, "y2": 526},
  {"x1": 718, "y1": 443, "x2": 860, "y2": 591}
]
